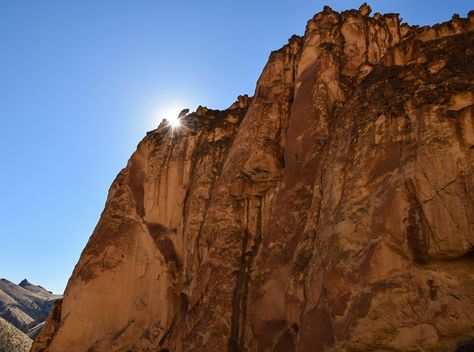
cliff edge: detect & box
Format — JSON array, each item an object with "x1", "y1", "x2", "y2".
[{"x1": 32, "y1": 5, "x2": 474, "y2": 352}]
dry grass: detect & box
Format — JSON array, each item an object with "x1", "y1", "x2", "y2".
[{"x1": 0, "y1": 317, "x2": 32, "y2": 352}]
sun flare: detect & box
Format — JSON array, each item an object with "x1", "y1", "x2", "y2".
[
  {"x1": 167, "y1": 115, "x2": 181, "y2": 128},
  {"x1": 156, "y1": 105, "x2": 186, "y2": 131}
]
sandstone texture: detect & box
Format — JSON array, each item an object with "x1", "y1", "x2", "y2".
[{"x1": 33, "y1": 5, "x2": 474, "y2": 352}]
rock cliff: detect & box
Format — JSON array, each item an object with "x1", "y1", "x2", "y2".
[{"x1": 32, "y1": 5, "x2": 474, "y2": 352}]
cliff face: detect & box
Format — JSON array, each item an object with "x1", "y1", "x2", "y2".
[{"x1": 32, "y1": 5, "x2": 474, "y2": 352}]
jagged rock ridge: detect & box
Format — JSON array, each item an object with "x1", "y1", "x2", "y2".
[{"x1": 33, "y1": 4, "x2": 474, "y2": 352}]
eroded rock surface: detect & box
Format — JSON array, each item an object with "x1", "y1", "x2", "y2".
[{"x1": 32, "y1": 5, "x2": 474, "y2": 352}]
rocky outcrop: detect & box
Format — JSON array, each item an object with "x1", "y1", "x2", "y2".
[{"x1": 33, "y1": 5, "x2": 474, "y2": 352}]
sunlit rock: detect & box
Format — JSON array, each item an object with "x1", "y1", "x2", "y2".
[{"x1": 32, "y1": 5, "x2": 474, "y2": 352}]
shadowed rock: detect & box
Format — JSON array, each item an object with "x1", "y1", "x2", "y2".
[{"x1": 33, "y1": 5, "x2": 474, "y2": 352}]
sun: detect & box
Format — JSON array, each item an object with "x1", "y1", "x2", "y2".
[
  {"x1": 167, "y1": 115, "x2": 181, "y2": 129},
  {"x1": 156, "y1": 105, "x2": 184, "y2": 130},
  {"x1": 153, "y1": 104, "x2": 189, "y2": 133}
]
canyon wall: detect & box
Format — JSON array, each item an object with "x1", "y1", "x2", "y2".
[{"x1": 32, "y1": 5, "x2": 474, "y2": 352}]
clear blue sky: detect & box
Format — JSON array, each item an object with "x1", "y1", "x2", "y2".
[{"x1": 0, "y1": 1, "x2": 472, "y2": 294}]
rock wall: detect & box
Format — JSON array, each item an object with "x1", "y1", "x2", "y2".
[{"x1": 32, "y1": 5, "x2": 474, "y2": 352}]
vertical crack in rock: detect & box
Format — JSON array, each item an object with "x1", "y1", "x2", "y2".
[
  {"x1": 181, "y1": 132, "x2": 221, "y2": 276},
  {"x1": 194, "y1": 142, "x2": 231, "y2": 267},
  {"x1": 229, "y1": 197, "x2": 263, "y2": 352},
  {"x1": 405, "y1": 179, "x2": 432, "y2": 263}
]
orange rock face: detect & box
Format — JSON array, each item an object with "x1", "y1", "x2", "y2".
[{"x1": 32, "y1": 5, "x2": 474, "y2": 352}]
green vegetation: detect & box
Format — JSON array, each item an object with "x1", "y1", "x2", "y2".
[{"x1": 0, "y1": 317, "x2": 32, "y2": 352}]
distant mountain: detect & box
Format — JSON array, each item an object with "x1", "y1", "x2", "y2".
[
  {"x1": 0, "y1": 278, "x2": 61, "y2": 339},
  {"x1": 0, "y1": 317, "x2": 32, "y2": 352}
]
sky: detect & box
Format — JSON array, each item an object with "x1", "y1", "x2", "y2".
[{"x1": 0, "y1": 0, "x2": 472, "y2": 294}]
